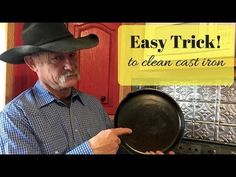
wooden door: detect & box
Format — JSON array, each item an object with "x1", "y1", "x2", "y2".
[{"x1": 68, "y1": 23, "x2": 120, "y2": 115}]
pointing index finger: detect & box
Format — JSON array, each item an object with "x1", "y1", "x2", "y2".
[{"x1": 112, "y1": 128, "x2": 132, "y2": 136}]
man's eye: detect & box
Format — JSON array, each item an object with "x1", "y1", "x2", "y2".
[
  {"x1": 51, "y1": 56, "x2": 64, "y2": 62},
  {"x1": 55, "y1": 56, "x2": 64, "y2": 60},
  {"x1": 69, "y1": 53, "x2": 76, "y2": 58}
]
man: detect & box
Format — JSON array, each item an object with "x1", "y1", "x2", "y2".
[{"x1": 0, "y1": 23, "x2": 132, "y2": 154}]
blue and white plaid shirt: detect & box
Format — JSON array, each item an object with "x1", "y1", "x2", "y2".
[{"x1": 0, "y1": 81, "x2": 113, "y2": 154}]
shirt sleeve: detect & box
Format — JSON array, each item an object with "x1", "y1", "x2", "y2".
[
  {"x1": 66, "y1": 141, "x2": 94, "y2": 154},
  {"x1": 0, "y1": 111, "x2": 42, "y2": 154}
]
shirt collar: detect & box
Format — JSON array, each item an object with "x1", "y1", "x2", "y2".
[{"x1": 33, "y1": 80, "x2": 85, "y2": 108}]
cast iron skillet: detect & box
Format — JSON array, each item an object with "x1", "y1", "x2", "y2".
[{"x1": 114, "y1": 89, "x2": 185, "y2": 154}]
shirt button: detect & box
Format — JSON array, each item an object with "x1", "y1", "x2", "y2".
[
  {"x1": 55, "y1": 151, "x2": 59, "y2": 154},
  {"x1": 75, "y1": 129, "x2": 78, "y2": 132}
]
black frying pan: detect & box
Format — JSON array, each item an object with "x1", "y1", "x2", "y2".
[{"x1": 114, "y1": 89, "x2": 185, "y2": 154}]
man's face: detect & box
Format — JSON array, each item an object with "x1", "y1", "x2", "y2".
[{"x1": 33, "y1": 51, "x2": 79, "y2": 90}]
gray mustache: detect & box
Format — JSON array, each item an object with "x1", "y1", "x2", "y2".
[
  {"x1": 59, "y1": 71, "x2": 79, "y2": 83},
  {"x1": 63, "y1": 71, "x2": 78, "y2": 77}
]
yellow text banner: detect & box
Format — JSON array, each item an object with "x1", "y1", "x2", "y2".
[{"x1": 118, "y1": 24, "x2": 235, "y2": 85}]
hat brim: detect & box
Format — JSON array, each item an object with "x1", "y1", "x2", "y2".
[{"x1": 0, "y1": 34, "x2": 99, "y2": 64}]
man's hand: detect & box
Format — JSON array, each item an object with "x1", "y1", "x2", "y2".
[{"x1": 88, "y1": 128, "x2": 132, "y2": 154}]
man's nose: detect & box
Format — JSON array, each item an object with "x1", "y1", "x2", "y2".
[{"x1": 64, "y1": 58, "x2": 75, "y2": 70}]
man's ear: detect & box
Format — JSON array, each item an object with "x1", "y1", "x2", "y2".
[{"x1": 24, "y1": 56, "x2": 38, "y2": 72}]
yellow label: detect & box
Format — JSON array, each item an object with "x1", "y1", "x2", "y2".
[{"x1": 118, "y1": 23, "x2": 235, "y2": 85}]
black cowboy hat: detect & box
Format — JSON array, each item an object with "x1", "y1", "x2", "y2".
[{"x1": 0, "y1": 23, "x2": 99, "y2": 64}]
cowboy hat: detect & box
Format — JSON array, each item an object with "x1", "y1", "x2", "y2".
[{"x1": 0, "y1": 23, "x2": 99, "y2": 64}]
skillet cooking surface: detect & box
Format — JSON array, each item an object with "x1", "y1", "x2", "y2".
[{"x1": 114, "y1": 89, "x2": 184, "y2": 154}]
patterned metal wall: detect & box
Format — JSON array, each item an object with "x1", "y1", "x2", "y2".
[{"x1": 133, "y1": 83, "x2": 236, "y2": 145}]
